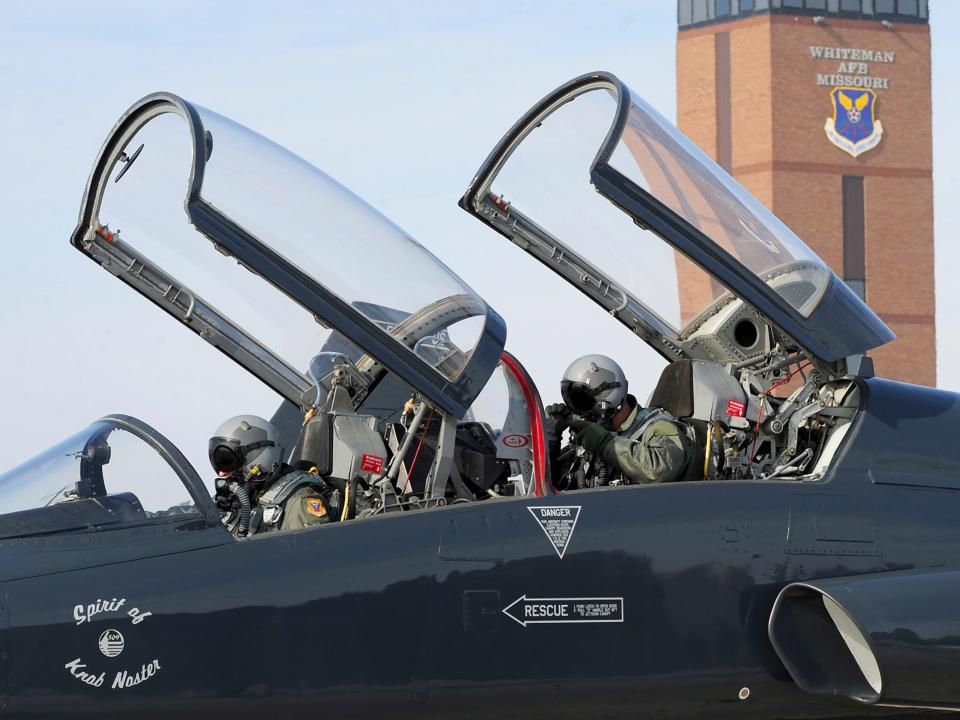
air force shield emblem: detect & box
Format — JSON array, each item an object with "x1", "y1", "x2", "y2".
[{"x1": 824, "y1": 87, "x2": 883, "y2": 157}]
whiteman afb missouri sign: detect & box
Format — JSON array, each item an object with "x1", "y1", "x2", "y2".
[
  {"x1": 810, "y1": 45, "x2": 891, "y2": 157},
  {"x1": 810, "y1": 45, "x2": 895, "y2": 89}
]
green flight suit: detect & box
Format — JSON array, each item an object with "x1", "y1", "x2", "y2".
[
  {"x1": 603, "y1": 411, "x2": 695, "y2": 483},
  {"x1": 258, "y1": 469, "x2": 339, "y2": 532},
  {"x1": 549, "y1": 397, "x2": 698, "y2": 488},
  {"x1": 279, "y1": 485, "x2": 336, "y2": 530},
  {"x1": 601, "y1": 404, "x2": 695, "y2": 484}
]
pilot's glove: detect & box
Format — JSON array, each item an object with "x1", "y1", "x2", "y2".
[
  {"x1": 570, "y1": 418, "x2": 615, "y2": 458},
  {"x1": 545, "y1": 403, "x2": 572, "y2": 436}
]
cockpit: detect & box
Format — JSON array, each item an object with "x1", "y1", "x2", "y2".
[
  {"x1": 0, "y1": 74, "x2": 899, "y2": 540},
  {"x1": 0, "y1": 416, "x2": 207, "y2": 539},
  {"x1": 460, "y1": 72, "x2": 893, "y2": 485},
  {"x1": 0, "y1": 91, "x2": 550, "y2": 540}
]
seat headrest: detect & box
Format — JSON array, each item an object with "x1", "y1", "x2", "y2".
[{"x1": 649, "y1": 360, "x2": 696, "y2": 419}]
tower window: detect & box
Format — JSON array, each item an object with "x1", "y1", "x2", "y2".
[
  {"x1": 692, "y1": 0, "x2": 709, "y2": 23},
  {"x1": 842, "y1": 176, "x2": 866, "y2": 301},
  {"x1": 899, "y1": 0, "x2": 919, "y2": 15}
]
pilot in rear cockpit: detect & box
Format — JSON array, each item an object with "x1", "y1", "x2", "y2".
[
  {"x1": 208, "y1": 415, "x2": 340, "y2": 537},
  {"x1": 546, "y1": 355, "x2": 698, "y2": 489}
]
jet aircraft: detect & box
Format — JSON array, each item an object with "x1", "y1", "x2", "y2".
[{"x1": 0, "y1": 72, "x2": 957, "y2": 718}]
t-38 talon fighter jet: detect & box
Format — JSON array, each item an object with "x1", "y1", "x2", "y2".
[{"x1": 0, "y1": 71, "x2": 958, "y2": 719}]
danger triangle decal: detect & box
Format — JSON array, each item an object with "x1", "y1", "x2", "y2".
[{"x1": 527, "y1": 505, "x2": 581, "y2": 559}]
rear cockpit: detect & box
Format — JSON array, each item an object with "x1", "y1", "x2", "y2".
[{"x1": 460, "y1": 71, "x2": 886, "y2": 484}]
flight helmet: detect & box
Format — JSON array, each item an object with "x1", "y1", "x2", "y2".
[
  {"x1": 560, "y1": 354, "x2": 628, "y2": 418},
  {"x1": 208, "y1": 415, "x2": 283, "y2": 481}
]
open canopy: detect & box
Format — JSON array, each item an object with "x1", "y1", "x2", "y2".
[
  {"x1": 71, "y1": 93, "x2": 505, "y2": 419},
  {"x1": 460, "y1": 72, "x2": 893, "y2": 366}
]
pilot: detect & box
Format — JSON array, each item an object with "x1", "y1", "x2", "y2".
[
  {"x1": 545, "y1": 355, "x2": 696, "y2": 487},
  {"x1": 208, "y1": 415, "x2": 339, "y2": 537}
]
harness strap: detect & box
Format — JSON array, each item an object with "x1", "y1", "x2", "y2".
[{"x1": 258, "y1": 471, "x2": 328, "y2": 509}]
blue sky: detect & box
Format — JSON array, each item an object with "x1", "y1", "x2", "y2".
[{"x1": 1, "y1": 1, "x2": 957, "y2": 477}]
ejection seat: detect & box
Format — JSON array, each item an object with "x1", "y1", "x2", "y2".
[{"x1": 647, "y1": 360, "x2": 745, "y2": 481}]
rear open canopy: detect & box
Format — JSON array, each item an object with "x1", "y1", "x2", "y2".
[{"x1": 460, "y1": 72, "x2": 893, "y2": 365}]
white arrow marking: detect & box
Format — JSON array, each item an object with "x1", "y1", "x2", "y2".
[{"x1": 502, "y1": 595, "x2": 624, "y2": 627}]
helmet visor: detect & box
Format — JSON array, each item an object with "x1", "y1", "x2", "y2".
[
  {"x1": 208, "y1": 437, "x2": 278, "y2": 474},
  {"x1": 208, "y1": 437, "x2": 244, "y2": 473},
  {"x1": 561, "y1": 381, "x2": 598, "y2": 413}
]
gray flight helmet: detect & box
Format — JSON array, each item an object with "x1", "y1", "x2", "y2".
[
  {"x1": 208, "y1": 415, "x2": 284, "y2": 481},
  {"x1": 560, "y1": 354, "x2": 628, "y2": 418}
]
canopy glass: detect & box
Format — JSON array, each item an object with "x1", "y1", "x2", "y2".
[
  {"x1": 73, "y1": 94, "x2": 505, "y2": 418},
  {"x1": 462, "y1": 73, "x2": 892, "y2": 364}
]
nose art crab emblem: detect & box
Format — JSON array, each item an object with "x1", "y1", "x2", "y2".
[{"x1": 98, "y1": 629, "x2": 125, "y2": 658}]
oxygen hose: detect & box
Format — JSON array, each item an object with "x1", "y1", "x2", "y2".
[
  {"x1": 229, "y1": 481, "x2": 252, "y2": 536},
  {"x1": 703, "y1": 426, "x2": 713, "y2": 480},
  {"x1": 594, "y1": 458, "x2": 610, "y2": 486}
]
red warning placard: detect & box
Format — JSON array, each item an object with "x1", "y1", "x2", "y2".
[
  {"x1": 726, "y1": 399, "x2": 747, "y2": 418},
  {"x1": 360, "y1": 454, "x2": 384, "y2": 474}
]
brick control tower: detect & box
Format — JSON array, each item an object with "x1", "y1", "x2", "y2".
[{"x1": 677, "y1": 0, "x2": 934, "y2": 385}]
